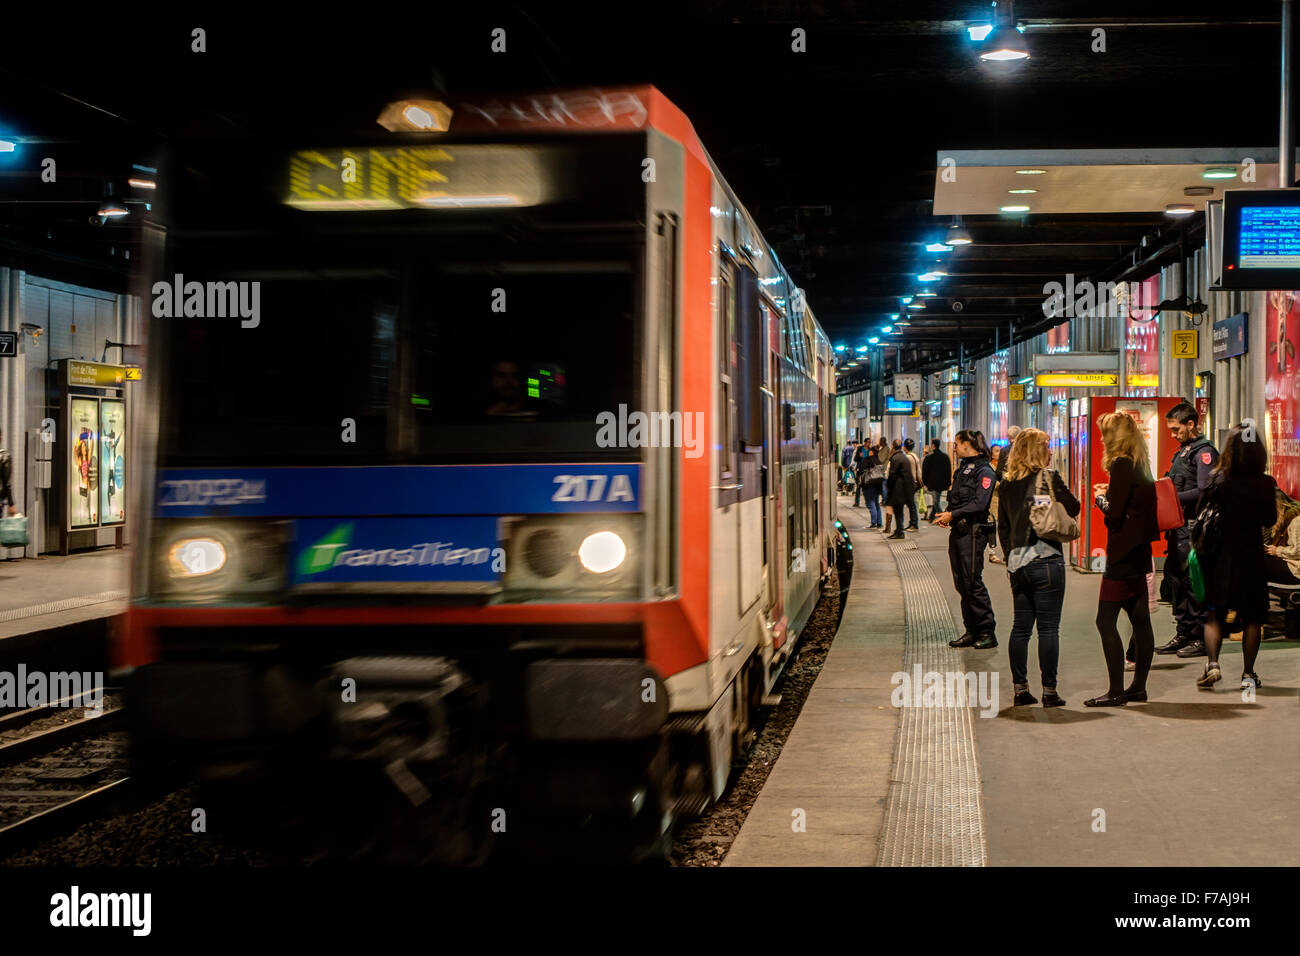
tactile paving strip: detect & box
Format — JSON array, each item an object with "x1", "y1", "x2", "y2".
[
  {"x1": 876, "y1": 541, "x2": 988, "y2": 866},
  {"x1": 0, "y1": 591, "x2": 127, "y2": 623}
]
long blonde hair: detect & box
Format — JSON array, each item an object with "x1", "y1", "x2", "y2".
[
  {"x1": 1003, "y1": 427, "x2": 1050, "y2": 480},
  {"x1": 1099, "y1": 412, "x2": 1152, "y2": 478}
]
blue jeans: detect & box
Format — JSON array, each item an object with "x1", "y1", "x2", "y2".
[
  {"x1": 857, "y1": 482, "x2": 882, "y2": 524},
  {"x1": 1007, "y1": 553, "x2": 1065, "y2": 687}
]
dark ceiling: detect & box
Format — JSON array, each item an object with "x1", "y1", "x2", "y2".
[{"x1": 0, "y1": 2, "x2": 1291, "y2": 377}]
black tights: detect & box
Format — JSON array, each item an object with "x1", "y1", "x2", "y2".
[{"x1": 1096, "y1": 594, "x2": 1155, "y2": 697}]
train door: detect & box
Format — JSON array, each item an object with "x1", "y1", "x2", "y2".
[
  {"x1": 734, "y1": 264, "x2": 764, "y2": 617},
  {"x1": 759, "y1": 302, "x2": 774, "y2": 605}
]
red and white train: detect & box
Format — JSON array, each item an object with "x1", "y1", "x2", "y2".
[{"x1": 120, "y1": 85, "x2": 846, "y2": 860}]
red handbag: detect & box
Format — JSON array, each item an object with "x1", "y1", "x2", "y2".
[{"x1": 1154, "y1": 476, "x2": 1185, "y2": 531}]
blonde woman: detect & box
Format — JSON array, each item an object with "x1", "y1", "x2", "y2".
[
  {"x1": 1085, "y1": 413, "x2": 1159, "y2": 707},
  {"x1": 996, "y1": 429, "x2": 1080, "y2": 706}
]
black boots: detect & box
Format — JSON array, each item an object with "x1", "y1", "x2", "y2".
[
  {"x1": 949, "y1": 632, "x2": 978, "y2": 648},
  {"x1": 972, "y1": 633, "x2": 998, "y2": 649}
]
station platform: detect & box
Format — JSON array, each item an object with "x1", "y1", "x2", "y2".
[
  {"x1": 725, "y1": 500, "x2": 1300, "y2": 867},
  {"x1": 0, "y1": 549, "x2": 127, "y2": 641}
]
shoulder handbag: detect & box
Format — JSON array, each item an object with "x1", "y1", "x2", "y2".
[
  {"x1": 1029, "y1": 469, "x2": 1080, "y2": 542},
  {"x1": 1154, "y1": 476, "x2": 1185, "y2": 532},
  {"x1": 1190, "y1": 480, "x2": 1223, "y2": 554}
]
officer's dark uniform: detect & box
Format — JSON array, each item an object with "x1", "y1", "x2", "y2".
[
  {"x1": 946, "y1": 453, "x2": 998, "y2": 644},
  {"x1": 1160, "y1": 433, "x2": 1218, "y2": 652}
]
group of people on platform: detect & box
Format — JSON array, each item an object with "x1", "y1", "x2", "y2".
[
  {"x1": 841, "y1": 435, "x2": 954, "y2": 539},
  {"x1": 840, "y1": 401, "x2": 1291, "y2": 705}
]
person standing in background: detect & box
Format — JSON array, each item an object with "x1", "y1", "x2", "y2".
[
  {"x1": 923, "y1": 438, "x2": 952, "y2": 522},
  {"x1": 996, "y1": 428, "x2": 1079, "y2": 707},
  {"x1": 937, "y1": 430, "x2": 999, "y2": 649},
  {"x1": 903, "y1": 438, "x2": 922, "y2": 531},
  {"x1": 1085, "y1": 413, "x2": 1159, "y2": 707},
  {"x1": 885, "y1": 440, "x2": 915, "y2": 540},
  {"x1": 1155, "y1": 402, "x2": 1218, "y2": 659},
  {"x1": 1193, "y1": 424, "x2": 1276, "y2": 691},
  {"x1": 987, "y1": 444, "x2": 1004, "y2": 564},
  {"x1": 0, "y1": 429, "x2": 13, "y2": 517}
]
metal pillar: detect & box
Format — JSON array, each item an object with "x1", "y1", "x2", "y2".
[{"x1": 1284, "y1": 0, "x2": 1295, "y2": 187}]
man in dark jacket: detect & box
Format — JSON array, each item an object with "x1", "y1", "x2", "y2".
[
  {"x1": 922, "y1": 438, "x2": 952, "y2": 521},
  {"x1": 1158, "y1": 402, "x2": 1219, "y2": 659},
  {"x1": 885, "y1": 442, "x2": 917, "y2": 540},
  {"x1": 0, "y1": 429, "x2": 13, "y2": 517}
]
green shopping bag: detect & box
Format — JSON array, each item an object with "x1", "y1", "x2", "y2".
[
  {"x1": 1187, "y1": 547, "x2": 1207, "y2": 604},
  {"x1": 0, "y1": 514, "x2": 28, "y2": 548}
]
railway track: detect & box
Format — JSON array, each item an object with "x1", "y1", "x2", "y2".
[{"x1": 0, "y1": 695, "x2": 131, "y2": 858}]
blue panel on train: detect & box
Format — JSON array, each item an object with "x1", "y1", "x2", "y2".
[
  {"x1": 154, "y1": 465, "x2": 640, "y2": 517},
  {"x1": 290, "y1": 517, "x2": 501, "y2": 585}
]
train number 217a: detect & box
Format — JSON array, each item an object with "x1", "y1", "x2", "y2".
[{"x1": 551, "y1": 474, "x2": 635, "y2": 503}]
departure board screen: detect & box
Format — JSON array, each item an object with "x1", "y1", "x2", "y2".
[{"x1": 1238, "y1": 205, "x2": 1300, "y2": 268}]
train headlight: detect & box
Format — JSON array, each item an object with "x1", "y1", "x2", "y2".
[
  {"x1": 578, "y1": 531, "x2": 626, "y2": 574},
  {"x1": 167, "y1": 538, "x2": 227, "y2": 578},
  {"x1": 502, "y1": 515, "x2": 641, "y2": 601},
  {"x1": 151, "y1": 521, "x2": 288, "y2": 604}
]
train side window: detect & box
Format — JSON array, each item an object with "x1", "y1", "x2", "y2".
[
  {"x1": 736, "y1": 264, "x2": 763, "y2": 449},
  {"x1": 718, "y1": 260, "x2": 736, "y2": 479}
]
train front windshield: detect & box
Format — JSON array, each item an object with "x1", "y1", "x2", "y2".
[{"x1": 155, "y1": 136, "x2": 645, "y2": 466}]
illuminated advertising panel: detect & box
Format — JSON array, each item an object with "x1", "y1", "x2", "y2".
[
  {"x1": 99, "y1": 399, "x2": 126, "y2": 526},
  {"x1": 69, "y1": 398, "x2": 99, "y2": 528},
  {"x1": 1265, "y1": 290, "x2": 1300, "y2": 498}
]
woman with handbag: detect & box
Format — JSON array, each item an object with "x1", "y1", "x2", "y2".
[
  {"x1": 1085, "y1": 412, "x2": 1160, "y2": 707},
  {"x1": 1192, "y1": 424, "x2": 1277, "y2": 690},
  {"x1": 996, "y1": 429, "x2": 1080, "y2": 706}
]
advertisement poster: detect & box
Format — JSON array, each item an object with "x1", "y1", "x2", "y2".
[
  {"x1": 1264, "y1": 290, "x2": 1300, "y2": 498},
  {"x1": 99, "y1": 399, "x2": 126, "y2": 525},
  {"x1": 1123, "y1": 276, "x2": 1160, "y2": 396},
  {"x1": 988, "y1": 349, "x2": 1009, "y2": 443},
  {"x1": 69, "y1": 398, "x2": 99, "y2": 528}
]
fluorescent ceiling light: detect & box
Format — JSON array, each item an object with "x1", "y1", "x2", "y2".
[
  {"x1": 926, "y1": 243, "x2": 952, "y2": 253},
  {"x1": 1202, "y1": 167, "x2": 1237, "y2": 179},
  {"x1": 968, "y1": 24, "x2": 994, "y2": 41},
  {"x1": 1007, "y1": 188, "x2": 1037, "y2": 194},
  {"x1": 1165, "y1": 203, "x2": 1196, "y2": 216},
  {"x1": 1015, "y1": 169, "x2": 1046, "y2": 175},
  {"x1": 1001, "y1": 204, "x2": 1031, "y2": 213}
]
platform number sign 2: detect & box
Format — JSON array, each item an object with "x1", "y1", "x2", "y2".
[
  {"x1": 1171, "y1": 329, "x2": 1198, "y2": 359},
  {"x1": 0, "y1": 331, "x2": 16, "y2": 357}
]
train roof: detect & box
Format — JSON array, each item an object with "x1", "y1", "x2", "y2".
[{"x1": 442, "y1": 85, "x2": 820, "y2": 337}]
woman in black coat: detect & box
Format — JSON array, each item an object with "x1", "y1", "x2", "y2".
[
  {"x1": 1085, "y1": 412, "x2": 1159, "y2": 707},
  {"x1": 885, "y1": 442, "x2": 917, "y2": 540},
  {"x1": 1193, "y1": 424, "x2": 1277, "y2": 690}
]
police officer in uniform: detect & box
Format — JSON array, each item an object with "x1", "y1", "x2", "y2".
[
  {"x1": 1157, "y1": 401, "x2": 1218, "y2": 658},
  {"x1": 936, "y1": 429, "x2": 999, "y2": 649}
]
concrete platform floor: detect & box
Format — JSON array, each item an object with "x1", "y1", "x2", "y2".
[
  {"x1": 0, "y1": 549, "x2": 128, "y2": 639},
  {"x1": 723, "y1": 505, "x2": 904, "y2": 866},
  {"x1": 725, "y1": 498, "x2": 1300, "y2": 866}
]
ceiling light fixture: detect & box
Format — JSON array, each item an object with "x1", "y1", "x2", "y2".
[
  {"x1": 980, "y1": 11, "x2": 1030, "y2": 62},
  {"x1": 1008, "y1": 188, "x2": 1037, "y2": 194},
  {"x1": 1001, "y1": 204, "x2": 1031, "y2": 213},
  {"x1": 1165, "y1": 203, "x2": 1196, "y2": 216},
  {"x1": 1202, "y1": 167, "x2": 1237, "y2": 180},
  {"x1": 1015, "y1": 169, "x2": 1046, "y2": 175}
]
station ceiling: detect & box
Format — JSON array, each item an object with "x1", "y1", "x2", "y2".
[{"x1": 0, "y1": 3, "x2": 1292, "y2": 375}]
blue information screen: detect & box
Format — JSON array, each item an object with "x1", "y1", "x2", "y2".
[{"x1": 1238, "y1": 206, "x2": 1300, "y2": 268}]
